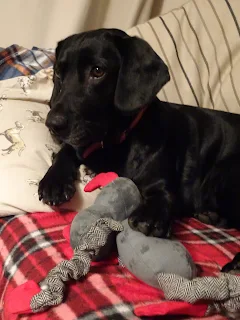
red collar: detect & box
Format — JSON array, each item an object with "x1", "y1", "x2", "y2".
[{"x1": 83, "y1": 106, "x2": 148, "y2": 159}]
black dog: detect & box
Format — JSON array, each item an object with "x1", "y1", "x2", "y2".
[{"x1": 39, "y1": 28, "x2": 240, "y2": 254}]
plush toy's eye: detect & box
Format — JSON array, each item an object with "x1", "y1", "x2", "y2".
[{"x1": 90, "y1": 66, "x2": 105, "y2": 79}]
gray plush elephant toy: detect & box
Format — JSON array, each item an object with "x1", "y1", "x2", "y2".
[
  {"x1": 28, "y1": 173, "x2": 195, "y2": 313},
  {"x1": 71, "y1": 175, "x2": 196, "y2": 283}
]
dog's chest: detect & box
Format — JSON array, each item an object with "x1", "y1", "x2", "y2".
[{"x1": 122, "y1": 138, "x2": 159, "y2": 181}]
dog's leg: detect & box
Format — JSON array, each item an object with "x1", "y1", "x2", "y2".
[
  {"x1": 18, "y1": 146, "x2": 25, "y2": 156},
  {"x1": 128, "y1": 180, "x2": 176, "y2": 238},
  {"x1": 38, "y1": 144, "x2": 81, "y2": 206},
  {"x1": 215, "y1": 158, "x2": 240, "y2": 274},
  {"x1": 215, "y1": 157, "x2": 240, "y2": 229},
  {"x1": 1, "y1": 146, "x2": 12, "y2": 155}
]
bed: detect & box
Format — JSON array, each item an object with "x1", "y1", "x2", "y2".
[{"x1": 0, "y1": 0, "x2": 239, "y2": 319}]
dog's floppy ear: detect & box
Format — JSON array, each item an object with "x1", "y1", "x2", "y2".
[{"x1": 114, "y1": 36, "x2": 170, "y2": 112}]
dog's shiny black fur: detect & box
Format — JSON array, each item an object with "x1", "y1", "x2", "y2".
[{"x1": 39, "y1": 28, "x2": 240, "y2": 241}]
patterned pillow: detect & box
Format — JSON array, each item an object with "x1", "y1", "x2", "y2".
[{"x1": 0, "y1": 69, "x2": 98, "y2": 216}]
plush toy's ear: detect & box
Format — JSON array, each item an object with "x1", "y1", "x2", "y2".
[{"x1": 114, "y1": 36, "x2": 170, "y2": 112}]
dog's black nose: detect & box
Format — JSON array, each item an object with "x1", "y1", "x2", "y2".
[{"x1": 46, "y1": 113, "x2": 67, "y2": 133}]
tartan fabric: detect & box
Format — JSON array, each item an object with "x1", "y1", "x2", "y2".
[
  {"x1": 0, "y1": 45, "x2": 54, "y2": 81},
  {"x1": 31, "y1": 218, "x2": 123, "y2": 313},
  {"x1": 0, "y1": 212, "x2": 238, "y2": 320}
]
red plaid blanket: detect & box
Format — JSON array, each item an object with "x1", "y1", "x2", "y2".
[{"x1": 0, "y1": 211, "x2": 239, "y2": 320}]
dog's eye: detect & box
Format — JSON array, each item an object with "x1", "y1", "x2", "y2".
[{"x1": 90, "y1": 67, "x2": 105, "y2": 79}]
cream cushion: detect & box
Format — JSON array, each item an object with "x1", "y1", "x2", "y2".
[{"x1": 0, "y1": 69, "x2": 98, "y2": 216}]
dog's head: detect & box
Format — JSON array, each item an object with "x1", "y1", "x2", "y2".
[{"x1": 46, "y1": 28, "x2": 170, "y2": 148}]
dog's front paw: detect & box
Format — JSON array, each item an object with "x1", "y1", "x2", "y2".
[
  {"x1": 38, "y1": 167, "x2": 76, "y2": 206},
  {"x1": 194, "y1": 211, "x2": 227, "y2": 228},
  {"x1": 128, "y1": 207, "x2": 172, "y2": 238}
]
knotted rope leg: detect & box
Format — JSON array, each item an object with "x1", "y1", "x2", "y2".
[
  {"x1": 30, "y1": 218, "x2": 123, "y2": 313},
  {"x1": 157, "y1": 272, "x2": 240, "y2": 315}
]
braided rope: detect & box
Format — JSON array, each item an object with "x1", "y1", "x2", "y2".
[
  {"x1": 30, "y1": 218, "x2": 123, "y2": 313},
  {"x1": 157, "y1": 272, "x2": 240, "y2": 314},
  {"x1": 207, "y1": 273, "x2": 240, "y2": 315}
]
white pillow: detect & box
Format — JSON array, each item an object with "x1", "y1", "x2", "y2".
[{"x1": 0, "y1": 69, "x2": 98, "y2": 216}]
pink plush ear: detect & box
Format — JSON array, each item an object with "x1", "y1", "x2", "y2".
[
  {"x1": 84, "y1": 172, "x2": 118, "y2": 192},
  {"x1": 134, "y1": 300, "x2": 208, "y2": 317},
  {"x1": 5, "y1": 280, "x2": 41, "y2": 316}
]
